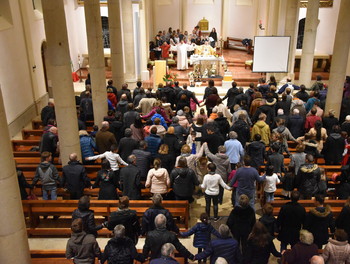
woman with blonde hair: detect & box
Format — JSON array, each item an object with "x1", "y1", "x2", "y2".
[
  {"x1": 175, "y1": 143, "x2": 204, "y2": 179},
  {"x1": 157, "y1": 144, "x2": 174, "y2": 174},
  {"x1": 145, "y1": 158, "x2": 170, "y2": 195}
]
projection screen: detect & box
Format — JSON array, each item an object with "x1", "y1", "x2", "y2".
[{"x1": 252, "y1": 36, "x2": 291, "y2": 73}]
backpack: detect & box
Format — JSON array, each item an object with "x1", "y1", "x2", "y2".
[{"x1": 38, "y1": 167, "x2": 54, "y2": 185}]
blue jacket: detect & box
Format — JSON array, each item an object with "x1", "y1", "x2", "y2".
[
  {"x1": 80, "y1": 135, "x2": 97, "y2": 159},
  {"x1": 145, "y1": 134, "x2": 163, "y2": 157},
  {"x1": 195, "y1": 237, "x2": 242, "y2": 264},
  {"x1": 151, "y1": 113, "x2": 168, "y2": 129},
  {"x1": 305, "y1": 97, "x2": 320, "y2": 113},
  {"x1": 181, "y1": 222, "x2": 220, "y2": 248}
]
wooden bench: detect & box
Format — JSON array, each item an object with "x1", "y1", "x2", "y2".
[
  {"x1": 32, "y1": 120, "x2": 95, "y2": 129},
  {"x1": 31, "y1": 250, "x2": 187, "y2": 264},
  {"x1": 23, "y1": 200, "x2": 189, "y2": 236},
  {"x1": 12, "y1": 140, "x2": 40, "y2": 151},
  {"x1": 270, "y1": 199, "x2": 345, "y2": 217},
  {"x1": 225, "y1": 37, "x2": 253, "y2": 54}
]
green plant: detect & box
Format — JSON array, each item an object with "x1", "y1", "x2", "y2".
[{"x1": 163, "y1": 72, "x2": 178, "y2": 83}]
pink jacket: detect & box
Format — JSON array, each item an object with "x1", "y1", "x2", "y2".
[{"x1": 145, "y1": 168, "x2": 170, "y2": 194}]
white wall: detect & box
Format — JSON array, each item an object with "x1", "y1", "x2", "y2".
[
  {"x1": 0, "y1": 0, "x2": 39, "y2": 123},
  {"x1": 186, "y1": 0, "x2": 222, "y2": 36},
  {"x1": 154, "y1": 0, "x2": 181, "y2": 33},
  {"x1": 226, "y1": 0, "x2": 256, "y2": 39},
  {"x1": 298, "y1": 1, "x2": 340, "y2": 54}
]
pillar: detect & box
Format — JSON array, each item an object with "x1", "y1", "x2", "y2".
[
  {"x1": 266, "y1": 0, "x2": 280, "y2": 36},
  {"x1": 221, "y1": 0, "x2": 229, "y2": 40},
  {"x1": 285, "y1": 0, "x2": 300, "y2": 79},
  {"x1": 108, "y1": 0, "x2": 125, "y2": 85},
  {"x1": 325, "y1": 0, "x2": 350, "y2": 118},
  {"x1": 122, "y1": 0, "x2": 136, "y2": 83},
  {"x1": 298, "y1": 0, "x2": 320, "y2": 88},
  {"x1": 139, "y1": 0, "x2": 149, "y2": 81},
  {"x1": 84, "y1": 0, "x2": 108, "y2": 125},
  {"x1": 180, "y1": 0, "x2": 188, "y2": 33},
  {"x1": 42, "y1": 0, "x2": 81, "y2": 165},
  {"x1": 0, "y1": 89, "x2": 31, "y2": 263}
]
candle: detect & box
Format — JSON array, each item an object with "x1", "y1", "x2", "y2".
[{"x1": 259, "y1": 20, "x2": 262, "y2": 24}]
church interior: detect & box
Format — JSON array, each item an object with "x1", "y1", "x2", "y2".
[{"x1": 1, "y1": 0, "x2": 350, "y2": 263}]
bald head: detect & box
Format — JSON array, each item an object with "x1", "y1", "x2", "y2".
[
  {"x1": 310, "y1": 256, "x2": 324, "y2": 264},
  {"x1": 101, "y1": 121, "x2": 109, "y2": 130},
  {"x1": 69, "y1": 153, "x2": 78, "y2": 161}
]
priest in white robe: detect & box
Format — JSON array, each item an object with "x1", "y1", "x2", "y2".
[{"x1": 175, "y1": 40, "x2": 190, "y2": 70}]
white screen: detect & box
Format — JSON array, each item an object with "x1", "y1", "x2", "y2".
[{"x1": 252, "y1": 36, "x2": 290, "y2": 72}]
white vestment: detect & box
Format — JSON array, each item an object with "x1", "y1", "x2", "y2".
[{"x1": 176, "y1": 43, "x2": 189, "y2": 70}]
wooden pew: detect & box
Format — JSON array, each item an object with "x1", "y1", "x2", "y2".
[
  {"x1": 32, "y1": 120, "x2": 95, "y2": 129},
  {"x1": 12, "y1": 140, "x2": 40, "y2": 151},
  {"x1": 30, "y1": 250, "x2": 187, "y2": 264},
  {"x1": 23, "y1": 200, "x2": 189, "y2": 236},
  {"x1": 270, "y1": 199, "x2": 345, "y2": 217}
]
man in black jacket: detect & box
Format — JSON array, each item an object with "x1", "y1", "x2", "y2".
[
  {"x1": 142, "y1": 194, "x2": 179, "y2": 235},
  {"x1": 132, "y1": 141, "x2": 152, "y2": 180},
  {"x1": 101, "y1": 224, "x2": 144, "y2": 264},
  {"x1": 119, "y1": 155, "x2": 142, "y2": 200},
  {"x1": 222, "y1": 82, "x2": 238, "y2": 112},
  {"x1": 118, "y1": 129, "x2": 139, "y2": 161},
  {"x1": 104, "y1": 196, "x2": 141, "y2": 244},
  {"x1": 277, "y1": 190, "x2": 306, "y2": 252},
  {"x1": 41, "y1": 100, "x2": 55, "y2": 126},
  {"x1": 143, "y1": 214, "x2": 194, "y2": 260},
  {"x1": 39, "y1": 126, "x2": 58, "y2": 156},
  {"x1": 62, "y1": 153, "x2": 91, "y2": 199}
]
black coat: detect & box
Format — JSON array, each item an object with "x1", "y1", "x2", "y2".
[
  {"x1": 39, "y1": 131, "x2": 57, "y2": 154},
  {"x1": 304, "y1": 206, "x2": 335, "y2": 247},
  {"x1": 163, "y1": 134, "x2": 181, "y2": 156},
  {"x1": 336, "y1": 205, "x2": 350, "y2": 239},
  {"x1": 157, "y1": 153, "x2": 175, "y2": 175},
  {"x1": 322, "y1": 133, "x2": 345, "y2": 165},
  {"x1": 246, "y1": 141, "x2": 266, "y2": 169},
  {"x1": 72, "y1": 209, "x2": 103, "y2": 237},
  {"x1": 196, "y1": 133, "x2": 224, "y2": 154},
  {"x1": 62, "y1": 161, "x2": 91, "y2": 196},
  {"x1": 223, "y1": 87, "x2": 239, "y2": 108},
  {"x1": 288, "y1": 115, "x2": 305, "y2": 138},
  {"x1": 277, "y1": 201, "x2": 306, "y2": 244},
  {"x1": 170, "y1": 167, "x2": 199, "y2": 199},
  {"x1": 41, "y1": 105, "x2": 55, "y2": 126},
  {"x1": 118, "y1": 137, "x2": 139, "y2": 161},
  {"x1": 244, "y1": 235, "x2": 281, "y2": 264},
  {"x1": 102, "y1": 237, "x2": 144, "y2": 264},
  {"x1": 143, "y1": 228, "x2": 194, "y2": 260},
  {"x1": 259, "y1": 215, "x2": 278, "y2": 237},
  {"x1": 106, "y1": 209, "x2": 141, "y2": 244},
  {"x1": 131, "y1": 149, "x2": 152, "y2": 180},
  {"x1": 226, "y1": 206, "x2": 256, "y2": 244},
  {"x1": 17, "y1": 169, "x2": 31, "y2": 199},
  {"x1": 142, "y1": 205, "x2": 179, "y2": 235},
  {"x1": 252, "y1": 100, "x2": 276, "y2": 126},
  {"x1": 230, "y1": 119, "x2": 250, "y2": 147},
  {"x1": 267, "y1": 152, "x2": 285, "y2": 173},
  {"x1": 336, "y1": 165, "x2": 350, "y2": 199},
  {"x1": 92, "y1": 169, "x2": 118, "y2": 200},
  {"x1": 296, "y1": 164, "x2": 321, "y2": 198},
  {"x1": 214, "y1": 117, "x2": 230, "y2": 138},
  {"x1": 119, "y1": 164, "x2": 142, "y2": 200},
  {"x1": 322, "y1": 116, "x2": 339, "y2": 135}
]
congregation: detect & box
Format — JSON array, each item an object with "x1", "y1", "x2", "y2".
[{"x1": 23, "y1": 74, "x2": 350, "y2": 264}]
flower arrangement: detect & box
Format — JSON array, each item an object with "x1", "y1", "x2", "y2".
[{"x1": 163, "y1": 72, "x2": 178, "y2": 83}]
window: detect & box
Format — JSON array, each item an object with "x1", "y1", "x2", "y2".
[{"x1": 101, "y1": 16, "x2": 110, "y2": 48}]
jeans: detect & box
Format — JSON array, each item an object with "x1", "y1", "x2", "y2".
[
  {"x1": 218, "y1": 186, "x2": 224, "y2": 204},
  {"x1": 235, "y1": 191, "x2": 255, "y2": 211},
  {"x1": 205, "y1": 193, "x2": 219, "y2": 218},
  {"x1": 42, "y1": 187, "x2": 57, "y2": 200},
  {"x1": 265, "y1": 192, "x2": 274, "y2": 202}
]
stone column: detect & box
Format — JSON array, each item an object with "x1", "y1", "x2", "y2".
[
  {"x1": 266, "y1": 0, "x2": 279, "y2": 36},
  {"x1": 325, "y1": 0, "x2": 350, "y2": 118},
  {"x1": 285, "y1": 0, "x2": 300, "y2": 79},
  {"x1": 221, "y1": 0, "x2": 229, "y2": 40},
  {"x1": 122, "y1": 0, "x2": 136, "y2": 83},
  {"x1": 42, "y1": 0, "x2": 81, "y2": 165},
  {"x1": 84, "y1": 0, "x2": 108, "y2": 125},
  {"x1": 108, "y1": 0, "x2": 125, "y2": 85},
  {"x1": 139, "y1": 0, "x2": 150, "y2": 81},
  {"x1": 181, "y1": 0, "x2": 188, "y2": 33},
  {"x1": 0, "y1": 89, "x2": 31, "y2": 263},
  {"x1": 298, "y1": 0, "x2": 320, "y2": 88}
]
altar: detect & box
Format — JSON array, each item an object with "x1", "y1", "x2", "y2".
[{"x1": 189, "y1": 55, "x2": 225, "y2": 78}]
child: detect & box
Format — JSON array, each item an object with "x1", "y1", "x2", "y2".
[
  {"x1": 143, "y1": 120, "x2": 153, "y2": 138},
  {"x1": 259, "y1": 203, "x2": 278, "y2": 237},
  {"x1": 201, "y1": 163, "x2": 232, "y2": 221},
  {"x1": 186, "y1": 130, "x2": 201, "y2": 154},
  {"x1": 180, "y1": 213, "x2": 221, "y2": 263},
  {"x1": 281, "y1": 166, "x2": 294, "y2": 199},
  {"x1": 264, "y1": 165, "x2": 280, "y2": 202}
]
